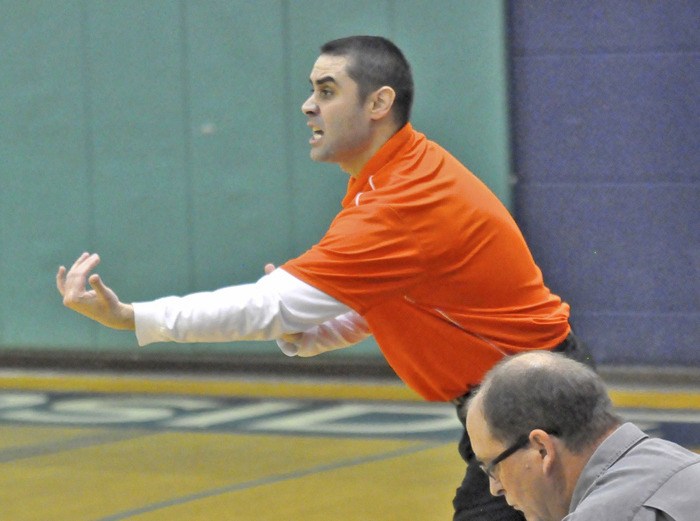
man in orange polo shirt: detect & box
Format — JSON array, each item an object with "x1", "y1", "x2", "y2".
[{"x1": 58, "y1": 36, "x2": 592, "y2": 520}]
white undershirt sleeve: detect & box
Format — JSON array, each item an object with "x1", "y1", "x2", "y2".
[{"x1": 133, "y1": 268, "x2": 370, "y2": 356}]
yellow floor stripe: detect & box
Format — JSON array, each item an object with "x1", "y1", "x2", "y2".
[
  {"x1": 0, "y1": 373, "x2": 423, "y2": 402},
  {"x1": 608, "y1": 389, "x2": 700, "y2": 410},
  {"x1": 1, "y1": 373, "x2": 699, "y2": 409}
]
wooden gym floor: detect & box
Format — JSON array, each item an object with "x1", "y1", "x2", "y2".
[{"x1": 0, "y1": 370, "x2": 698, "y2": 521}]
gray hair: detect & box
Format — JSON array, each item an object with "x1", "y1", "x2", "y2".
[{"x1": 470, "y1": 351, "x2": 621, "y2": 453}]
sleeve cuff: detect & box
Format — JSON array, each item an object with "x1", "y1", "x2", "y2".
[{"x1": 133, "y1": 300, "x2": 169, "y2": 346}]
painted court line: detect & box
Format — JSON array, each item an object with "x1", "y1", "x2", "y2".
[
  {"x1": 93, "y1": 440, "x2": 448, "y2": 521},
  {"x1": 0, "y1": 430, "x2": 152, "y2": 463}
]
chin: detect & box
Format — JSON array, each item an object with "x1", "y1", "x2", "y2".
[{"x1": 309, "y1": 149, "x2": 332, "y2": 163}]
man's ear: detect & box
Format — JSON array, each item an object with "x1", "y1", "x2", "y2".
[
  {"x1": 530, "y1": 429, "x2": 558, "y2": 474},
  {"x1": 369, "y1": 86, "x2": 396, "y2": 120}
]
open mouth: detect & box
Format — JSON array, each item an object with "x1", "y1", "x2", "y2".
[{"x1": 310, "y1": 128, "x2": 324, "y2": 144}]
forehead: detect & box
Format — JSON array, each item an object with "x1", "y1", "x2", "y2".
[
  {"x1": 466, "y1": 400, "x2": 504, "y2": 459},
  {"x1": 309, "y1": 54, "x2": 352, "y2": 83}
]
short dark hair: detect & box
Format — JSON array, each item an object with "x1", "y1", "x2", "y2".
[
  {"x1": 471, "y1": 352, "x2": 621, "y2": 453},
  {"x1": 320, "y1": 35, "x2": 414, "y2": 127}
]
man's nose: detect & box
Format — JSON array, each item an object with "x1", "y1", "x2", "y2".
[
  {"x1": 301, "y1": 95, "x2": 317, "y2": 115},
  {"x1": 488, "y1": 475, "x2": 505, "y2": 497}
]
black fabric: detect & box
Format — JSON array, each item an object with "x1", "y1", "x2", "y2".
[
  {"x1": 452, "y1": 440, "x2": 526, "y2": 520},
  {"x1": 551, "y1": 331, "x2": 596, "y2": 369},
  {"x1": 451, "y1": 332, "x2": 595, "y2": 520}
]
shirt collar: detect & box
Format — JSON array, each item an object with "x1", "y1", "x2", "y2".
[{"x1": 569, "y1": 422, "x2": 648, "y2": 513}]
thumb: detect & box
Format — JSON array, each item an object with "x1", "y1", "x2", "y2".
[{"x1": 264, "y1": 263, "x2": 276, "y2": 275}]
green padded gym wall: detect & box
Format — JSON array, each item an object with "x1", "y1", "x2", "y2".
[{"x1": 0, "y1": 0, "x2": 510, "y2": 358}]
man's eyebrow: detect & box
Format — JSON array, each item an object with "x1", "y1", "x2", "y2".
[{"x1": 310, "y1": 75, "x2": 337, "y2": 86}]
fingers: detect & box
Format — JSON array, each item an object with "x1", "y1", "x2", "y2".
[
  {"x1": 56, "y1": 266, "x2": 67, "y2": 296},
  {"x1": 88, "y1": 273, "x2": 103, "y2": 290},
  {"x1": 56, "y1": 252, "x2": 134, "y2": 330},
  {"x1": 67, "y1": 253, "x2": 101, "y2": 282},
  {"x1": 88, "y1": 273, "x2": 110, "y2": 301},
  {"x1": 59, "y1": 252, "x2": 101, "y2": 303},
  {"x1": 72, "y1": 252, "x2": 101, "y2": 272},
  {"x1": 69, "y1": 252, "x2": 91, "y2": 271},
  {"x1": 264, "y1": 263, "x2": 276, "y2": 275}
]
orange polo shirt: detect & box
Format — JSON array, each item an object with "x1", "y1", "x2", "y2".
[{"x1": 283, "y1": 124, "x2": 570, "y2": 401}]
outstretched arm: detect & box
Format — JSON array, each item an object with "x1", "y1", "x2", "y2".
[
  {"x1": 58, "y1": 253, "x2": 365, "y2": 350},
  {"x1": 56, "y1": 252, "x2": 135, "y2": 330}
]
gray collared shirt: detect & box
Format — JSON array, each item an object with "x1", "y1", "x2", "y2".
[{"x1": 566, "y1": 422, "x2": 700, "y2": 521}]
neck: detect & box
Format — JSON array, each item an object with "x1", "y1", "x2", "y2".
[{"x1": 341, "y1": 121, "x2": 402, "y2": 177}]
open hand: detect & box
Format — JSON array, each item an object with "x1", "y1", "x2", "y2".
[{"x1": 56, "y1": 252, "x2": 135, "y2": 330}]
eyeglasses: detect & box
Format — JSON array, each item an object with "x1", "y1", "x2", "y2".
[
  {"x1": 479, "y1": 434, "x2": 531, "y2": 479},
  {"x1": 478, "y1": 430, "x2": 559, "y2": 479}
]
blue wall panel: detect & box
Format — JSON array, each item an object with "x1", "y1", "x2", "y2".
[
  {"x1": 509, "y1": 0, "x2": 699, "y2": 366},
  {"x1": 519, "y1": 184, "x2": 699, "y2": 362},
  {"x1": 511, "y1": 54, "x2": 698, "y2": 183},
  {"x1": 510, "y1": 1, "x2": 698, "y2": 53}
]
